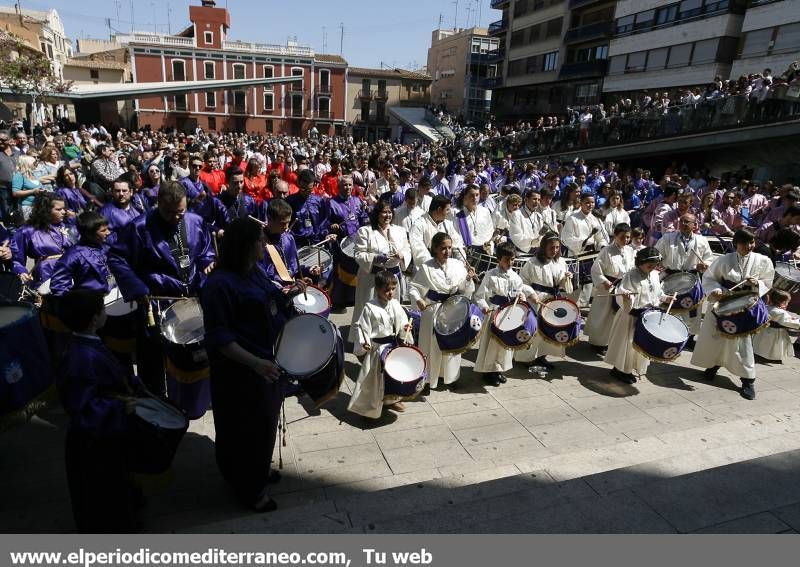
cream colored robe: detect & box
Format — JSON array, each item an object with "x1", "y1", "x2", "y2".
[
  {"x1": 753, "y1": 305, "x2": 799, "y2": 363},
  {"x1": 586, "y1": 243, "x2": 636, "y2": 347}
]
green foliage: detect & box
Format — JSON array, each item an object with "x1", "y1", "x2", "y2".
[{"x1": 0, "y1": 31, "x2": 72, "y2": 99}]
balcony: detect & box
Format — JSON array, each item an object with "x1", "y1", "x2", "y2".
[
  {"x1": 375, "y1": 89, "x2": 389, "y2": 100},
  {"x1": 290, "y1": 82, "x2": 305, "y2": 92},
  {"x1": 488, "y1": 19, "x2": 508, "y2": 36},
  {"x1": 316, "y1": 110, "x2": 332, "y2": 119},
  {"x1": 358, "y1": 89, "x2": 374, "y2": 100},
  {"x1": 569, "y1": 0, "x2": 606, "y2": 8},
  {"x1": 116, "y1": 32, "x2": 195, "y2": 47},
  {"x1": 317, "y1": 83, "x2": 332, "y2": 95},
  {"x1": 481, "y1": 75, "x2": 503, "y2": 89},
  {"x1": 490, "y1": 0, "x2": 509, "y2": 8},
  {"x1": 222, "y1": 40, "x2": 314, "y2": 58},
  {"x1": 557, "y1": 59, "x2": 608, "y2": 79},
  {"x1": 564, "y1": 21, "x2": 614, "y2": 44},
  {"x1": 486, "y1": 47, "x2": 506, "y2": 64}
]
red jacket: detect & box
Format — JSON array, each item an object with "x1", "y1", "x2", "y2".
[{"x1": 199, "y1": 168, "x2": 226, "y2": 195}]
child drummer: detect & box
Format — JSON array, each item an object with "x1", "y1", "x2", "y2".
[
  {"x1": 474, "y1": 242, "x2": 534, "y2": 386},
  {"x1": 605, "y1": 247, "x2": 672, "y2": 384},
  {"x1": 348, "y1": 270, "x2": 415, "y2": 418},
  {"x1": 754, "y1": 288, "x2": 800, "y2": 363}
]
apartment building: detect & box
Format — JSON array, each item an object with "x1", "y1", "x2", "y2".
[
  {"x1": 730, "y1": 0, "x2": 800, "y2": 79},
  {"x1": 0, "y1": 6, "x2": 72, "y2": 79},
  {"x1": 427, "y1": 27, "x2": 500, "y2": 123}
]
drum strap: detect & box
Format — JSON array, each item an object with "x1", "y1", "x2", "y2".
[
  {"x1": 372, "y1": 336, "x2": 395, "y2": 345},
  {"x1": 630, "y1": 308, "x2": 648, "y2": 317},
  {"x1": 371, "y1": 264, "x2": 401, "y2": 275},
  {"x1": 266, "y1": 244, "x2": 294, "y2": 282},
  {"x1": 530, "y1": 282, "x2": 557, "y2": 295},
  {"x1": 665, "y1": 269, "x2": 697, "y2": 275},
  {"x1": 455, "y1": 212, "x2": 473, "y2": 247},
  {"x1": 426, "y1": 290, "x2": 453, "y2": 302},
  {"x1": 489, "y1": 295, "x2": 508, "y2": 307}
]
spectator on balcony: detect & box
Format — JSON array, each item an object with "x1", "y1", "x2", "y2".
[{"x1": 578, "y1": 109, "x2": 593, "y2": 146}]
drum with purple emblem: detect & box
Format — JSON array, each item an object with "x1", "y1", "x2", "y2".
[
  {"x1": 491, "y1": 302, "x2": 537, "y2": 349},
  {"x1": 661, "y1": 272, "x2": 703, "y2": 312},
  {"x1": 633, "y1": 309, "x2": 689, "y2": 361},
  {"x1": 433, "y1": 295, "x2": 484, "y2": 354},
  {"x1": 713, "y1": 291, "x2": 768, "y2": 338},
  {"x1": 537, "y1": 297, "x2": 582, "y2": 346},
  {"x1": 381, "y1": 345, "x2": 428, "y2": 400}
]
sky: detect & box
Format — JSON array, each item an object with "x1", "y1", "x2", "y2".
[{"x1": 7, "y1": 0, "x2": 498, "y2": 69}]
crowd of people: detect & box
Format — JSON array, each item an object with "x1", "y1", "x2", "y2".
[{"x1": 1, "y1": 112, "x2": 799, "y2": 533}]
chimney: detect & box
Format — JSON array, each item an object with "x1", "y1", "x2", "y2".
[{"x1": 201, "y1": 0, "x2": 216, "y2": 7}]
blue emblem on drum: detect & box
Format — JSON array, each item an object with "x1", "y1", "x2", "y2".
[
  {"x1": 679, "y1": 297, "x2": 694, "y2": 309},
  {"x1": 720, "y1": 320, "x2": 738, "y2": 334},
  {"x1": 4, "y1": 360, "x2": 23, "y2": 384},
  {"x1": 662, "y1": 347, "x2": 679, "y2": 359},
  {"x1": 470, "y1": 315, "x2": 482, "y2": 331},
  {"x1": 516, "y1": 329, "x2": 531, "y2": 343},
  {"x1": 554, "y1": 330, "x2": 570, "y2": 343}
]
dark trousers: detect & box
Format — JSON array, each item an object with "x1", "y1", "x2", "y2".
[
  {"x1": 135, "y1": 308, "x2": 166, "y2": 397},
  {"x1": 0, "y1": 186, "x2": 14, "y2": 223}
]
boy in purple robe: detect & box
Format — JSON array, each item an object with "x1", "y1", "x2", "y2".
[
  {"x1": 98, "y1": 177, "x2": 145, "y2": 244},
  {"x1": 287, "y1": 169, "x2": 330, "y2": 246},
  {"x1": 50, "y1": 211, "x2": 112, "y2": 296}
]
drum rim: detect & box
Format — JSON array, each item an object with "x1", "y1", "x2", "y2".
[
  {"x1": 383, "y1": 344, "x2": 427, "y2": 382},
  {"x1": 0, "y1": 301, "x2": 36, "y2": 328},
  {"x1": 434, "y1": 295, "x2": 471, "y2": 335},
  {"x1": 160, "y1": 298, "x2": 205, "y2": 345},
  {"x1": 274, "y1": 313, "x2": 337, "y2": 376},
  {"x1": 292, "y1": 285, "x2": 332, "y2": 307},
  {"x1": 662, "y1": 271, "x2": 699, "y2": 294},
  {"x1": 491, "y1": 302, "x2": 531, "y2": 331},
  {"x1": 297, "y1": 246, "x2": 334, "y2": 267},
  {"x1": 640, "y1": 309, "x2": 689, "y2": 335},
  {"x1": 713, "y1": 291, "x2": 759, "y2": 316},
  {"x1": 133, "y1": 397, "x2": 189, "y2": 428},
  {"x1": 539, "y1": 297, "x2": 580, "y2": 327},
  {"x1": 339, "y1": 236, "x2": 357, "y2": 256}
]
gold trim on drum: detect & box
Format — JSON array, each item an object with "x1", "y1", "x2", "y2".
[
  {"x1": 631, "y1": 342, "x2": 682, "y2": 363},
  {"x1": 164, "y1": 358, "x2": 210, "y2": 383},
  {"x1": 437, "y1": 325, "x2": 484, "y2": 355},
  {"x1": 489, "y1": 332, "x2": 533, "y2": 351},
  {"x1": 536, "y1": 329, "x2": 582, "y2": 348},
  {"x1": 714, "y1": 317, "x2": 770, "y2": 340}
]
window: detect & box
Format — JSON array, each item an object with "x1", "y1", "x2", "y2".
[
  {"x1": 208, "y1": 116, "x2": 216, "y2": 131},
  {"x1": 175, "y1": 94, "x2": 188, "y2": 111},
  {"x1": 679, "y1": 0, "x2": 703, "y2": 18},
  {"x1": 775, "y1": 23, "x2": 800, "y2": 52},
  {"x1": 634, "y1": 10, "x2": 655, "y2": 31},
  {"x1": 318, "y1": 97, "x2": 330, "y2": 116},
  {"x1": 171, "y1": 59, "x2": 186, "y2": 81},
  {"x1": 377, "y1": 80, "x2": 387, "y2": 95},
  {"x1": 232, "y1": 64, "x2": 246, "y2": 80},
  {"x1": 595, "y1": 45, "x2": 608, "y2": 60},
  {"x1": 510, "y1": 30, "x2": 526, "y2": 48},
  {"x1": 411, "y1": 84, "x2": 422, "y2": 93},
  {"x1": 362, "y1": 79, "x2": 371, "y2": 93},
  {"x1": 361, "y1": 100, "x2": 370, "y2": 120},
  {"x1": 204, "y1": 61, "x2": 215, "y2": 80},
  {"x1": 546, "y1": 18, "x2": 562, "y2": 39},
  {"x1": 205, "y1": 92, "x2": 216, "y2": 108},
  {"x1": 740, "y1": 28, "x2": 772, "y2": 57},
  {"x1": 667, "y1": 43, "x2": 692, "y2": 67},
  {"x1": 625, "y1": 51, "x2": 646, "y2": 72},
  {"x1": 526, "y1": 55, "x2": 541, "y2": 74},
  {"x1": 691, "y1": 38, "x2": 719, "y2": 64},
  {"x1": 263, "y1": 92, "x2": 274, "y2": 111},
  {"x1": 204, "y1": 31, "x2": 214, "y2": 45},
  {"x1": 263, "y1": 65, "x2": 274, "y2": 91},
  {"x1": 319, "y1": 69, "x2": 330, "y2": 89},
  {"x1": 508, "y1": 58, "x2": 526, "y2": 77},
  {"x1": 616, "y1": 15, "x2": 634, "y2": 34},
  {"x1": 232, "y1": 91, "x2": 246, "y2": 113},
  {"x1": 89, "y1": 69, "x2": 99, "y2": 79},
  {"x1": 655, "y1": 5, "x2": 678, "y2": 26},
  {"x1": 291, "y1": 67, "x2": 303, "y2": 76},
  {"x1": 291, "y1": 94, "x2": 303, "y2": 117},
  {"x1": 608, "y1": 55, "x2": 626, "y2": 74},
  {"x1": 265, "y1": 119, "x2": 273, "y2": 133},
  {"x1": 646, "y1": 47, "x2": 668, "y2": 70},
  {"x1": 543, "y1": 51, "x2": 559, "y2": 71}
]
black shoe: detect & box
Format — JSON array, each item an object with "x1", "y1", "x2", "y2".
[
  {"x1": 448, "y1": 380, "x2": 461, "y2": 391},
  {"x1": 484, "y1": 373, "x2": 501, "y2": 386},
  {"x1": 684, "y1": 337, "x2": 696, "y2": 351},
  {"x1": 497, "y1": 374, "x2": 508, "y2": 384},
  {"x1": 610, "y1": 368, "x2": 636, "y2": 384},
  {"x1": 535, "y1": 356, "x2": 554, "y2": 370},
  {"x1": 267, "y1": 469, "x2": 282, "y2": 484},
  {"x1": 741, "y1": 379, "x2": 756, "y2": 400},
  {"x1": 704, "y1": 366, "x2": 720, "y2": 381},
  {"x1": 252, "y1": 488, "x2": 278, "y2": 513}
]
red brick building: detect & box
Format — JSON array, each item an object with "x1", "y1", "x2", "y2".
[{"x1": 126, "y1": 0, "x2": 346, "y2": 135}]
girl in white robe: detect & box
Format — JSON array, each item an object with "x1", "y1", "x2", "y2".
[
  {"x1": 601, "y1": 191, "x2": 631, "y2": 236},
  {"x1": 561, "y1": 193, "x2": 610, "y2": 308},
  {"x1": 474, "y1": 242, "x2": 534, "y2": 385},
  {"x1": 409, "y1": 232, "x2": 476, "y2": 389},
  {"x1": 348, "y1": 272, "x2": 414, "y2": 419},
  {"x1": 586, "y1": 224, "x2": 635, "y2": 353},
  {"x1": 515, "y1": 233, "x2": 575, "y2": 367},
  {"x1": 347, "y1": 200, "x2": 411, "y2": 343},
  {"x1": 691, "y1": 229, "x2": 775, "y2": 400},
  {"x1": 604, "y1": 247, "x2": 669, "y2": 383},
  {"x1": 753, "y1": 289, "x2": 800, "y2": 363}
]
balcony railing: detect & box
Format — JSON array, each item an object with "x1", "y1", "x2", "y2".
[
  {"x1": 375, "y1": 89, "x2": 389, "y2": 100},
  {"x1": 317, "y1": 83, "x2": 332, "y2": 94},
  {"x1": 558, "y1": 59, "x2": 608, "y2": 79},
  {"x1": 223, "y1": 40, "x2": 314, "y2": 57},
  {"x1": 569, "y1": 0, "x2": 605, "y2": 8},
  {"x1": 486, "y1": 47, "x2": 506, "y2": 63},
  {"x1": 290, "y1": 82, "x2": 305, "y2": 91},
  {"x1": 564, "y1": 21, "x2": 614, "y2": 44},
  {"x1": 316, "y1": 110, "x2": 332, "y2": 119},
  {"x1": 358, "y1": 89, "x2": 374, "y2": 99},
  {"x1": 488, "y1": 19, "x2": 508, "y2": 35},
  {"x1": 116, "y1": 32, "x2": 195, "y2": 47},
  {"x1": 490, "y1": 0, "x2": 510, "y2": 9},
  {"x1": 481, "y1": 76, "x2": 503, "y2": 89},
  {"x1": 355, "y1": 113, "x2": 389, "y2": 124}
]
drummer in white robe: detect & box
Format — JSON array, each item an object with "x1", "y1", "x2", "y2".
[
  {"x1": 491, "y1": 193, "x2": 522, "y2": 237},
  {"x1": 474, "y1": 242, "x2": 534, "y2": 386},
  {"x1": 451, "y1": 184, "x2": 499, "y2": 260},
  {"x1": 691, "y1": 229, "x2": 775, "y2": 400},
  {"x1": 654, "y1": 213, "x2": 714, "y2": 342},
  {"x1": 561, "y1": 193, "x2": 610, "y2": 307},
  {"x1": 538, "y1": 187, "x2": 559, "y2": 234},
  {"x1": 586, "y1": 223, "x2": 635, "y2": 354},
  {"x1": 602, "y1": 191, "x2": 631, "y2": 236},
  {"x1": 347, "y1": 200, "x2": 411, "y2": 344},
  {"x1": 515, "y1": 233, "x2": 574, "y2": 368},
  {"x1": 510, "y1": 190, "x2": 545, "y2": 254},
  {"x1": 604, "y1": 247, "x2": 670, "y2": 384},
  {"x1": 408, "y1": 195, "x2": 465, "y2": 267},
  {"x1": 349, "y1": 271, "x2": 414, "y2": 418},
  {"x1": 753, "y1": 289, "x2": 800, "y2": 363},
  {"x1": 409, "y1": 232, "x2": 476, "y2": 389}
]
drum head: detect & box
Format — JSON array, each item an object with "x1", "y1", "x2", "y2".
[
  {"x1": 292, "y1": 286, "x2": 331, "y2": 314},
  {"x1": 641, "y1": 311, "x2": 688, "y2": 342},
  {"x1": 662, "y1": 272, "x2": 697, "y2": 295},
  {"x1": 714, "y1": 291, "x2": 758, "y2": 316},
  {"x1": 541, "y1": 299, "x2": 578, "y2": 326},
  {"x1": 340, "y1": 236, "x2": 356, "y2": 257},
  {"x1": 134, "y1": 398, "x2": 188, "y2": 430},
  {"x1": 275, "y1": 314, "x2": 336, "y2": 376},
  {"x1": 160, "y1": 299, "x2": 205, "y2": 345},
  {"x1": 298, "y1": 246, "x2": 333, "y2": 273},
  {"x1": 494, "y1": 303, "x2": 528, "y2": 332},
  {"x1": 775, "y1": 262, "x2": 800, "y2": 283},
  {"x1": 384, "y1": 347, "x2": 426, "y2": 383},
  {"x1": 434, "y1": 295, "x2": 469, "y2": 335},
  {"x1": 0, "y1": 304, "x2": 31, "y2": 328}
]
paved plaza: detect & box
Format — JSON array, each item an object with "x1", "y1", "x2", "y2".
[{"x1": 3, "y1": 306, "x2": 800, "y2": 533}]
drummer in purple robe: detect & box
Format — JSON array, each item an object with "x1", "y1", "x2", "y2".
[
  {"x1": 182, "y1": 155, "x2": 229, "y2": 236},
  {"x1": 219, "y1": 166, "x2": 267, "y2": 223},
  {"x1": 54, "y1": 165, "x2": 89, "y2": 227},
  {"x1": 328, "y1": 175, "x2": 368, "y2": 307},
  {"x1": 287, "y1": 168, "x2": 330, "y2": 247},
  {"x1": 109, "y1": 180, "x2": 215, "y2": 395},
  {"x1": 258, "y1": 198, "x2": 320, "y2": 286},
  {"x1": 56, "y1": 290, "x2": 147, "y2": 533},
  {"x1": 201, "y1": 218, "x2": 303, "y2": 513},
  {"x1": 11, "y1": 193, "x2": 73, "y2": 290},
  {"x1": 49, "y1": 211, "x2": 112, "y2": 295},
  {"x1": 99, "y1": 177, "x2": 145, "y2": 244}
]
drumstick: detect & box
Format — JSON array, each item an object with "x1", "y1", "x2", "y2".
[
  {"x1": 148, "y1": 295, "x2": 188, "y2": 301},
  {"x1": 661, "y1": 293, "x2": 677, "y2": 323},
  {"x1": 248, "y1": 215, "x2": 268, "y2": 228},
  {"x1": 689, "y1": 248, "x2": 705, "y2": 264},
  {"x1": 499, "y1": 293, "x2": 521, "y2": 326},
  {"x1": 728, "y1": 279, "x2": 749, "y2": 292}
]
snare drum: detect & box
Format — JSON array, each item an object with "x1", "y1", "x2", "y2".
[
  {"x1": 713, "y1": 291, "x2": 769, "y2": 338},
  {"x1": 99, "y1": 287, "x2": 137, "y2": 354},
  {"x1": 128, "y1": 397, "x2": 188, "y2": 474},
  {"x1": 0, "y1": 302, "x2": 53, "y2": 427},
  {"x1": 160, "y1": 299, "x2": 211, "y2": 420},
  {"x1": 661, "y1": 272, "x2": 703, "y2": 311},
  {"x1": 773, "y1": 262, "x2": 800, "y2": 295},
  {"x1": 292, "y1": 285, "x2": 332, "y2": 318},
  {"x1": 274, "y1": 313, "x2": 344, "y2": 407},
  {"x1": 336, "y1": 236, "x2": 359, "y2": 287},
  {"x1": 633, "y1": 310, "x2": 689, "y2": 361},
  {"x1": 381, "y1": 345, "x2": 428, "y2": 401},
  {"x1": 491, "y1": 302, "x2": 537, "y2": 349},
  {"x1": 298, "y1": 246, "x2": 334, "y2": 286},
  {"x1": 537, "y1": 297, "x2": 582, "y2": 346},
  {"x1": 433, "y1": 295, "x2": 484, "y2": 354}
]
